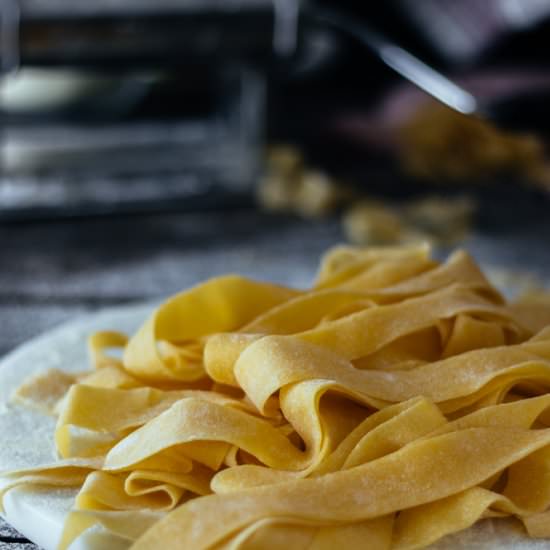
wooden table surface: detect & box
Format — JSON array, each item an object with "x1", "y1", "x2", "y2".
[{"x1": 2, "y1": 198, "x2": 550, "y2": 548}]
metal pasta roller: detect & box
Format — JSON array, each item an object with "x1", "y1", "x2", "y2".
[{"x1": 0, "y1": 0, "x2": 299, "y2": 221}]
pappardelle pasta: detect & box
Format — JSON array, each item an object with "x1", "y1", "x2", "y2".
[{"x1": 4, "y1": 244, "x2": 550, "y2": 550}]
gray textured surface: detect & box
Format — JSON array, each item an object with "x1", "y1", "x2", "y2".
[
  {"x1": 0, "y1": 210, "x2": 340, "y2": 358},
  {"x1": 1, "y1": 200, "x2": 550, "y2": 548},
  {"x1": 0, "y1": 517, "x2": 33, "y2": 548},
  {"x1": 0, "y1": 518, "x2": 27, "y2": 540}
]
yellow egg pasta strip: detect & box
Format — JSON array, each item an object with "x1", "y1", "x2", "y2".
[
  {"x1": 309, "y1": 515, "x2": 394, "y2": 550},
  {"x1": 211, "y1": 397, "x2": 446, "y2": 493},
  {"x1": 393, "y1": 477, "x2": 550, "y2": 550},
  {"x1": 393, "y1": 488, "x2": 507, "y2": 550},
  {"x1": 56, "y1": 385, "x2": 191, "y2": 458},
  {"x1": 232, "y1": 335, "x2": 550, "y2": 415},
  {"x1": 502, "y1": 445, "x2": 550, "y2": 513},
  {"x1": 326, "y1": 255, "x2": 437, "y2": 295},
  {"x1": 511, "y1": 292, "x2": 550, "y2": 334},
  {"x1": 124, "y1": 275, "x2": 298, "y2": 382},
  {"x1": 213, "y1": 518, "x2": 317, "y2": 550},
  {"x1": 76, "y1": 470, "x2": 184, "y2": 512},
  {"x1": 88, "y1": 331, "x2": 128, "y2": 369},
  {"x1": 441, "y1": 314, "x2": 507, "y2": 357},
  {"x1": 299, "y1": 285, "x2": 520, "y2": 360},
  {"x1": 125, "y1": 467, "x2": 212, "y2": 499},
  {"x1": 78, "y1": 363, "x2": 143, "y2": 390},
  {"x1": 215, "y1": 515, "x2": 394, "y2": 550},
  {"x1": 58, "y1": 470, "x2": 185, "y2": 550},
  {"x1": 206, "y1": 285, "x2": 522, "y2": 386},
  {"x1": 429, "y1": 393, "x2": 550, "y2": 436},
  {"x1": 56, "y1": 384, "x2": 254, "y2": 459},
  {"x1": 240, "y1": 253, "x2": 497, "y2": 339},
  {"x1": 58, "y1": 467, "x2": 207, "y2": 549},
  {"x1": 241, "y1": 289, "x2": 374, "y2": 335},
  {"x1": 314, "y1": 244, "x2": 431, "y2": 288},
  {"x1": 131, "y1": 427, "x2": 550, "y2": 550},
  {"x1": 522, "y1": 510, "x2": 550, "y2": 538},
  {"x1": 103, "y1": 398, "x2": 307, "y2": 472},
  {"x1": 341, "y1": 250, "x2": 500, "y2": 303},
  {"x1": 317, "y1": 397, "x2": 444, "y2": 474}
]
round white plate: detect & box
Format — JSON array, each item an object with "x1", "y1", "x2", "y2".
[
  {"x1": 0, "y1": 302, "x2": 548, "y2": 549},
  {"x1": 0, "y1": 303, "x2": 151, "y2": 550}
]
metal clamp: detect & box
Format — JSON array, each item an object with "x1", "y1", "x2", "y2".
[{"x1": 1, "y1": 0, "x2": 20, "y2": 73}]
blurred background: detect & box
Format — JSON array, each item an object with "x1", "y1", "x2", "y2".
[
  {"x1": 2, "y1": 0, "x2": 550, "y2": 328},
  {"x1": 2, "y1": 1, "x2": 550, "y2": 544}
]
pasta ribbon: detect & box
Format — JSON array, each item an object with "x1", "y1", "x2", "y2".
[{"x1": 4, "y1": 245, "x2": 550, "y2": 550}]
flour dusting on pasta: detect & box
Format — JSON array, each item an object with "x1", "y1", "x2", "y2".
[{"x1": 3, "y1": 244, "x2": 550, "y2": 550}]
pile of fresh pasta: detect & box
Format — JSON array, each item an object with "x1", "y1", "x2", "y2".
[{"x1": 4, "y1": 244, "x2": 550, "y2": 550}]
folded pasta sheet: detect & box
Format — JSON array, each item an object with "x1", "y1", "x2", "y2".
[{"x1": 4, "y1": 244, "x2": 550, "y2": 550}]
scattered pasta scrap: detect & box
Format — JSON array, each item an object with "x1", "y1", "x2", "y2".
[
  {"x1": 11, "y1": 368, "x2": 77, "y2": 416},
  {"x1": 399, "y1": 102, "x2": 550, "y2": 188},
  {"x1": 4, "y1": 244, "x2": 550, "y2": 549},
  {"x1": 402, "y1": 195, "x2": 475, "y2": 241},
  {"x1": 343, "y1": 195, "x2": 475, "y2": 246},
  {"x1": 257, "y1": 146, "x2": 353, "y2": 218},
  {"x1": 343, "y1": 200, "x2": 405, "y2": 245},
  {"x1": 258, "y1": 145, "x2": 476, "y2": 247}
]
